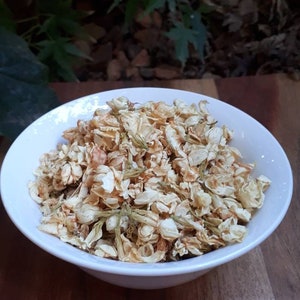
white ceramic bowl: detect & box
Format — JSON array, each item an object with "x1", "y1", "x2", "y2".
[{"x1": 0, "y1": 88, "x2": 293, "y2": 289}]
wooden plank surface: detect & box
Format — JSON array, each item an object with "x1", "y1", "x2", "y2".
[
  {"x1": 0, "y1": 74, "x2": 299, "y2": 299},
  {"x1": 50, "y1": 78, "x2": 219, "y2": 103}
]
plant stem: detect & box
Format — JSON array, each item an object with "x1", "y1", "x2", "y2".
[
  {"x1": 21, "y1": 24, "x2": 41, "y2": 45},
  {"x1": 17, "y1": 16, "x2": 39, "y2": 24}
]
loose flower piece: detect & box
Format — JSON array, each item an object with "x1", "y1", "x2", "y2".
[{"x1": 29, "y1": 97, "x2": 271, "y2": 263}]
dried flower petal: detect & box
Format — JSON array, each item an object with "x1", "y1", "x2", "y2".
[{"x1": 29, "y1": 98, "x2": 270, "y2": 262}]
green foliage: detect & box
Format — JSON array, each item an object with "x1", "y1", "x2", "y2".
[
  {"x1": 142, "y1": 0, "x2": 176, "y2": 14},
  {"x1": 165, "y1": 9, "x2": 207, "y2": 65},
  {"x1": 0, "y1": 28, "x2": 59, "y2": 140},
  {"x1": 37, "y1": 0, "x2": 88, "y2": 39},
  {"x1": 0, "y1": 0, "x2": 16, "y2": 32},
  {"x1": 165, "y1": 21, "x2": 201, "y2": 65},
  {"x1": 108, "y1": 0, "x2": 208, "y2": 66},
  {"x1": 36, "y1": 37, "x2": 91, "y2": 81},
  {"x1": 1, "y1": 0, "x2": 90, "y2": 82}
]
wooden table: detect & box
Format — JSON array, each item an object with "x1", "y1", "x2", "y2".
[{"x1": 1, "y1": 74, "x2": 299, "y2": 299}]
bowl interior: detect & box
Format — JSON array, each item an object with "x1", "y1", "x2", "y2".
[{"x1": 0, "y1": 87, "x2": 293, "y2": 277}]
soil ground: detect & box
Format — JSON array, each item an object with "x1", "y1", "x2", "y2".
[{"x1": 74, "y1": 0, "x2": 300, "y2": 82}]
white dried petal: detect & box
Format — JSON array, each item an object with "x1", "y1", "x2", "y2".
[
  {"x1": 151, "y1": 201, "x2": 169, "y2": 214},
  {"x1": 174, "y1": 99, "x2": 198, "y2": 116},
  {"x1": 138, "y1": 224, "x2": 157, "y2": 243},
  {"x1": 30, "y1": 98, "x2": 270, "y2": 263},
  {"x1": 172, "y1": 239, "x2": 188, "y2": 257},
  {"x1": 165, "y1": 124, "x2": 186, "y2": 158},
  {"x1": 118, "y1": 233, "x2": 138, "y2": 261},
  {"x1": 105, "y1": 215, "x2": 118, "y2": 232},
  {"x1": 174, "y1": 200, "x2": 191, "y2": 217},
  {"x1": 173, "y1": 157, "x2": 199, "y2": 182},
  {"x1": 134, "y1": 189, "x2": 160, "y2": 205},
  {"x1": 28, "y1": 182, "x2": 43, "y2": 203},
  {"x1": 64, "y1": 196, "x2": 82, "y2": 209},
  {"x1": 137, "y1": 244, "x2": 166, "y2": 263},
  {"x1": 188, "y1": 147, "x2": 208, "y2": 166},
  {"x1": 107, "y1": 96, "x2": 130, "y2": 112},
  {"x1": 223, "y1": 198, "x2": 251, "y2": 222},
  {"x1": 93, "y1": 165, "x2": 115, "y2": 193},
  {"x1": 205, "y1": 127, "x2": 225, "y2": 145},
  {"x1": 183, "y1": 236, "x2": 204, "y2": 256},
  {"x1": 131, "y1": 210, "x2": 159, "y2": 227},
  {"x1": 159, "y1": 218, "x2": 180, "y2": 241},
  {"x1": 219, "y1": 219, "x2": 247, "y2": 243},
  {"x1": 60, "y1": 233, "x2": 86, "y2": 248},
  {"x1": 217, "y1": 217, "x2": 245, "y2": 242},
  {"x1": 185, "y1": 115, "x2": 203, "y2": 127},
  {"x1": 85, "y1": 220, "x2": 104, "y2": 247},
  {"x1": 120, "y1": 111, "x2": 140, "y2": 136},
  {"x1": 120, "y1": 215, "x2": 129, "y2": 231},
  {"x1": 148, "y1": 101, "x2": 176, "y2": 119},
  {"x1": 205, "y1": 175, "x2": 235, "y2": 197},
  {"x1": 257, "y1": 175, "x2": 271, "y2": 191},
  {"x1": 38, "y1": 223, "x2": 59, "y2": 235},
  {"x1": 238, "y1": 179, "x2": 265, "y2": 209},
  {"x1": 95, "y1": 242, "x2": 118, "y2": 258},
  {"x1": 75, "y1": 204, "x2": 100, "y2": 224},
  {"x1": 103, "y1": 197, "x2": 120, "y2": 209},
  {"x1": 191, "y1": 189, "x2": 212, "y2": 208},
  {"x1": 61, "y1": 163, "x2": 72, "y2": 184}
]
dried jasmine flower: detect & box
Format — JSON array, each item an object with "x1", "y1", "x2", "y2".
[{"x1": 29, "y1": 97, "x2": 270, "y2": 262}]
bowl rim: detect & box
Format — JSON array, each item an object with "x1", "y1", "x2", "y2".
[{"x1": 0, "y1": 87, "x2": 293, "y2": 277}]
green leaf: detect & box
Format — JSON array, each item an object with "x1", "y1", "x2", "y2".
[
  {"x1": 37, "y1": 0, "x2": 88, "y2": 40},
  {"x1": 58, "y1": 17, "x2": 88, "y2": 39},
  {"x1": 0, "y1": 1, "x2": 16, "y2": 32},
  {"x1": 125, "y1": 0, "x2": 140, "y2": 24},
  {"x1": 0, "y1": 28, "x2": 59, "y2": 140},
  {"x1": 190, "y1": 11, "x2": 207, "y2": 61},
  {"x1": 143, "y1": 0, "x2": 166, "y2": 15},
  {"x1": 38, "y1": 15, "x2": 59, "y2": 38},
  {"x1": 37, "y1": 37, "x2": 72, "y2": 81},
  {"x1": 38, "y1": 15, "x2": 87, "y2": 40},
  {"x1": 107, "y1": 0, "x2": 122, "y2": 14},
  {"x1": 142, "y1": 0, "x2": 176, "y2": 15},
  {"x1": 0, "y1": 29, "x2": 48, "y2": 85},
  {"x1": 53, "y1": 45, "x2": 78, "y2": 81},
  {"x1": 165, "y1": 22, "x2": 199, "y2": 66},
  {"x1": 36, "y1": 37, "x2": 83, "y2": 81},
  {"x1": 38, "y1": 0, "x2": 74, "y2": 16},
  {"x1": 166, "y1": 0, "x2": 176, "y2": 12},
  {"x1": 179, "y1": 4, "x2": 194, "y2": 26},
  {"x1": 36, "y1": 40, "x2": 56, "y2": 61},
  {"x1": 63, "y1": 43, "x2": 92, "y2": 61},
  {"x1": 199, "y1": 3, "x2": 215, "y2": 14}
]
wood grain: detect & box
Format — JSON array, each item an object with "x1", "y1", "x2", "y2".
[
  {"x1": 1, "y1": 74, "x2": 299, "y2": 299},
  {"x1": 215, "y1": 75, "x2": 279, "y2": 130},
  {"x1": 259, "y1": 74, "x2": 300, "y2": 299},
  {"x1": 50, "y1": 78, "x2": 219, "y2": 103}
]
